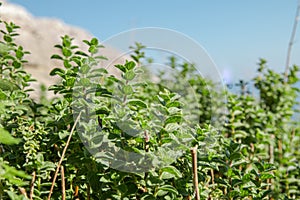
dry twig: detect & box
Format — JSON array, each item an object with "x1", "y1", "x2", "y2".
[
  {"x1": 30, "y1": 171, "x2": 36, "y2": 200},
  {"x1": 19, "y1": 187, "x2": 28, "y2": 198},
  {"x1": 190, "y1": 145, "x2": 200, "y2": 200},
  {"x1": 61, "y1": 166, "x2": 66, "y2": 200}
]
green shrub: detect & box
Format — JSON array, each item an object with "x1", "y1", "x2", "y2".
[{"x1": 0, "y1": 10, "x2": 299, "y2": 200}]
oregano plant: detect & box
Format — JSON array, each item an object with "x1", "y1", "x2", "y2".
[{"x1": 0, "y1": 7, "x2": 299, "y2": 199}]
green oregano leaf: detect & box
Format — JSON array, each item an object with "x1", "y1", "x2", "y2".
[
  {"x1": 0, "y1": 128, "x2": 21, "y2": 145},
  {"x1": 127, "y1": 99, "x2": 147, "y2": 108}
]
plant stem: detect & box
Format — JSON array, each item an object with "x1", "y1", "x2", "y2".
[
  {"x1": 19, "y1": 187, "x2": 28, "y2": 198},
  {"x1": 30, "y1": 171, "x2": 36, "y2": 200},
  {"x1": 144, "y1": 130, "x2": 150, "y2": 180},
  {"x1": 268, "y1": 134, "x2": 275, "y2": 191},
  {"x1": 48, "y1": 111, "x2": 82, "y2": 200},
  {"x1": 61, "y1": 166, "x2": 66, "y2": 200},
  {"x1": 87, "y1": 184, "x2": 90, "y2": 200},
  {"x1": 269, "y1": 134, "x2": 275, "y2": 164},
  {"x1": 190, "y1": 145, "x2": 200, "y2": 200},
  {"x1": 210, "y1": 169, "x2": 215, "y2": 185},
  {"x1": 74, "y1": 185, "x2": 79, "y2": 199}
]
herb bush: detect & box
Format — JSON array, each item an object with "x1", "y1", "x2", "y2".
[{"x1": 0, "y1": 11, "x2": 299, "y2": 200}]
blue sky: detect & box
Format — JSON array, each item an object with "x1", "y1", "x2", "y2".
[{"x1": 9, "y1": 0, "x2": 300, "y2": 82}]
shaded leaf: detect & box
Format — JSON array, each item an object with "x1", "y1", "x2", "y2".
[{"x1": 0, "y1": 128, "x2": 21, "y2": 145}]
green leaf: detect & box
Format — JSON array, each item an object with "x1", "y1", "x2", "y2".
[
  {"x1": 83, "y1": 39, "x2": 90, "y2": 46},
  {"x1": 115, "y1": 64, "x2": 126, "y2": 73},
  {"x1": 62, "y1": 47, "x2": 72, "y2": 57},
  {"x1": 160, "y1": 165, "x2": 182, "y2": 178},
  {"x1": 95, "y1": 55, "x2": 107, "y2": 60},
  {"x1": 156, "y1": 189, "x2": 168, "y2": 196},
  {"x1": 260, "y1": 173, "x2": 274, "y2": 180},
  {"x1": 80, "y1": 64, "x2": 90, "y2": 74},
  {"x1": 166, "y1": 101, "x2": 182, "y2": 108},
  {"x1": 263, "y1": 163, "x2": 276, "y2": 172},
  {"x1": 49, "y1": 68, "x2": 65, "y2": 76},
  {"x1": 75, "y1": 50, "x2": 88, "y2": 57},
  {"x1": 94, "y1": 86, "x2": 112, "y2": 97},
  {"x1": 157, "y1": 185, "x2": 178, "y2": 195},
  {"x1": 3, "y1": 163, "x2": 31, "y2": 179},
  {"x1": 123, "y1": 85, "x2": 133, "y2": 95},
  {"x1": 90, "y1": 38, "x2": 99, "y2": 46},
  {"x1": 54, "y1": 44, "x2": 63, "y2": 49},
  {"x1": 234, "y1": 130, "x2": 248, "y2": 138},
  {"x1": 0, "y1": 128, "x2": 21, "y2": 145},
  {"x1": 123, "y1": 70, "x2": 136, "y2": 81},
  {"x1": 232, "y1": 178, "x2": 243, "y2": 187},
  {"x1": 229, "y1": 190, "x2": 239, "y2": 198},
  {"x1": 141, "y1": 194, "x2": 156, "y2": 200},
  {"x1": 40, "y1": 161, "x2": 56, "y2": 170},
  {"x1": 63, "y1": 59, "x2": 72, "y2": 68},
  {"x1": 66, "y1": 77, "x2": 75, "y2": 86},
  {"x1": 15, "y1": 48, "x2": 24, "y2": 59},
  {"x1": 227, "y1": 168, "x2": 234, "y2": 177},
  {"x1": 4, "y1": 35, "x2": 12, "y2": 43},
  {"x1": 160, "y1": 171, "x2": 175, "y2": 180},
  {"x1": 12, "y1": 60, "x2": 21, "y2": 68},
  {"x1": 79, "y1": 78, "x2": 90, "y2": 86},
  {"x1": 91, "y1": 68, "x2": 108, "y2": 74},
  {"x1": 230, "y1": 152, "x2": 242, "y2": 161},
  {"x1": 127, "y1": 99, "x2": 147, "y2": 108},
  {"x1": 58, "y1": 131, "x2": 69, "y2": 140},
  {"x1": 0, "y1": 79, "x2": 20, "y2": 91},
  {"x1": 125, "y1": 61, "x2": 136, "y2": 70},
  {"x1": 165, "y1": 115, "x2": 182, "y2": 125},
  {"x1": 0, "y1": 42, "x2": 12, "y2": 54},
  {"x1": 0, "y1": 90, "x2": 7, "y2": 100},
  {"x1": 62, "y1": 35, "x2": 73, "y2": 48},
  {"x1": 88, "y1": 45, "x2": 98, "y2": 54},
  {"x1": 95, "y1": 107, "x2": 110, "y2": 115},
  {"x1": 50, "y1": 54, "x2": 63, "y2": 60}
]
